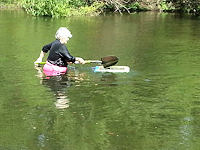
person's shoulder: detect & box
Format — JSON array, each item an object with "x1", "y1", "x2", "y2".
[
  {"x1": 52, "y1": 39, "x2": 60, "y2": 44},
  {"x1": 52, "y1": 39, "x2": 61, "y2": 46}
]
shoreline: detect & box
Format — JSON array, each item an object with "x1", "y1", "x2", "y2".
[
  {"x1": 0, "y1": 3, "x2": 199, "y2": 17},
  {"x1": 0, "y1": 3, "x2": 21, "y2": 10}
]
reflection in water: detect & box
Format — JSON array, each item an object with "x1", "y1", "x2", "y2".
[
  {"x1": 35, "y1": 65, "x2": 120, "y2": 109},
  {"x1": 100, "y1": 73, "x2": 118, "y2": 86},
  {"x1": 37, "y1": 134, "x2": 46, "y2": 148},
  {"x1": 101, "y1": 73, "x2": 117, "y2": 82},
  {"x1": 179, "y1": 116, "x2": 193, "y2": 148},
  {"x1": 34, "y1": 65, "x2": 86, "y2": 109},
  {"x1": 55, "y1": 92, "x2": 70, "y2": 109}
]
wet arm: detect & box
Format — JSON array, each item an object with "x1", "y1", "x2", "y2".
[
  {"x1": 61, "y1": 48, "x2": 76, "y2": 63},
  {"x1": 34, "y1": 51, "x2": 46, "y2": 64},
  {"x1": 61, "y1": 46, "x2": 85, "y2": 64},
  {"x1": 38, "y1": 51, "x2": 46, "y2": 60},
  {"x1": 34, "y1": 42, "x2": 52, "y2": 64}
]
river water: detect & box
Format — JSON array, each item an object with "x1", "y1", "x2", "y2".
[{"x1": 0, "y1": 10, "x2": 200, "y2": 150}]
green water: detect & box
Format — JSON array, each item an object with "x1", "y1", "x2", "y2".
[{"x1": 1, "y1": 10, "x2": 200, "y2": 150}]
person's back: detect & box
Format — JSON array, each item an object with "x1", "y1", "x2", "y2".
[{"x1": 34, "y1": 27, "x2": 85, "y2": 75}]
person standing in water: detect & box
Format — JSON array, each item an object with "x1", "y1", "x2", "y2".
[{"x1": 34, "y1": 27, "x2": 85, "y2": 75}]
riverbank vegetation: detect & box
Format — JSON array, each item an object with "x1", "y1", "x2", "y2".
[{"x1": 0, "y1": 0, "x2": 200, "y2": 16}]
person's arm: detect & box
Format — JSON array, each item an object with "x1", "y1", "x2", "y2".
[
  {"x1": 34, "y1": 42, "x2": 52, "y2": 64},
  {"x1": 61, "y1": 46, "x2": 85, "y2": 64},
  {"x1": 34, "y1": 51, "x2": 46, "y2": 64}
]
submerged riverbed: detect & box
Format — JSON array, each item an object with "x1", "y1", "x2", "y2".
[{"x1": 0, "y1": 10, "x2": 200, "y2": 150}]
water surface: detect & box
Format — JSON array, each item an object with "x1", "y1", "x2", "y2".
[{"x1": 0, "y1": 10, "x2": 200, "y2": 150}]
